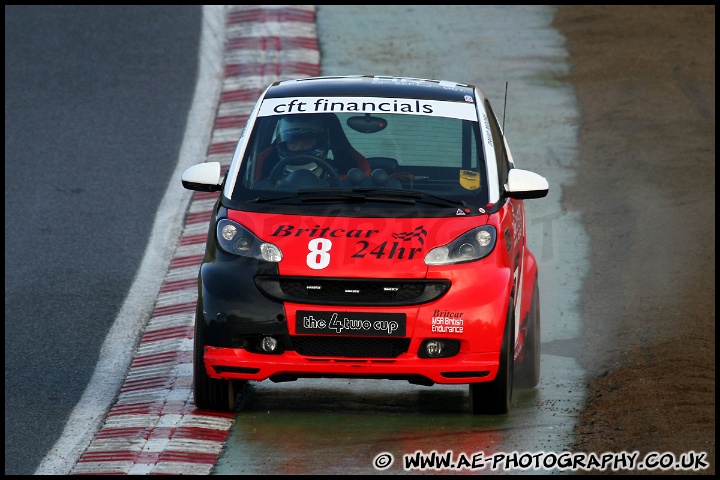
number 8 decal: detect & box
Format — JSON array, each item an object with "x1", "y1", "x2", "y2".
[{"x1": 307, "y1": 238, "x2": 332, "y2": 269}]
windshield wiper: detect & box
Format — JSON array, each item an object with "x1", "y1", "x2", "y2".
[
  {"x1": 336, "y1": 188, "x2": 474, "y2": 210},
  {"x1": 253, "y1": 193, "x2": 302, "y2": 203},
  {"x1": 351, "y1": 189, "x2": 472, "y2": 210},
  {"x1": 255, "y1": 189, "x2": 418, "y2": 204},
  {"x1": 415, "y1": 192, "x2": 474, "y2": 211},
  {"x1": 254, "y1": 189, "x2": 473, "y2": 210}
]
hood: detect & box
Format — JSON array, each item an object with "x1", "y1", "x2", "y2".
[{"x1": 228, "y1": 210, "x2": 488, "y2": 278}]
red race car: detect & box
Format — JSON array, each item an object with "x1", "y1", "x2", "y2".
[{"x1": 182, "y1": 75, "x2": 548, "y2": 414}]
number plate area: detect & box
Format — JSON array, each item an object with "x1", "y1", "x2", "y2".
[{"x1": 296, "y1": 310, "x2": 407, "y2": 337}]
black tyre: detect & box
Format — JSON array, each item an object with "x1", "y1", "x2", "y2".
[
  {"x1": 469, "y1": 301, "x2": 514, "y2": 415},
  {"x1": 515, "y1": 280, "x2": 541, "y2": 389},
  {"x1": 193, "y1": 306, "x2": 238, "y2": 411}
]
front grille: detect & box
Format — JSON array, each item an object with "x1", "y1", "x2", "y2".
[
  {"x1": 291, "y1": 336, "x2": 411, "y2": 358},
  {"x1": 255, "y1": 276, "x2": 450, "y2": 306},
  {"x1": 285, "y1": 280, "x2": 424, "y2": 300}
]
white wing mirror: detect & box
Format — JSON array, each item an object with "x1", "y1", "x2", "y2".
[
  {"x1": 505, "y1": 168, "x2": 549, "y2": 199},
  {"x1": 181, "y1": 162, "x2": 222, "y2": 192}
]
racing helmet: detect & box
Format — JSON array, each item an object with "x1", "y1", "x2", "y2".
[{"x1": 275, "y1": 114, "x2": 330, "y2": 172}]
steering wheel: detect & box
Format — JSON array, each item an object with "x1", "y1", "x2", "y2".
[{"x1": 268, "y1": 154, "x2": 342, "y2": 187}]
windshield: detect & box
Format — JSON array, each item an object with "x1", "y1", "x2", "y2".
[{"x1": 230, "y1": 109, "x2": 489, "y2": 210}]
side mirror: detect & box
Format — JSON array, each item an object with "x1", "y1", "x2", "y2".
[
  {"x1": 181, "y1": 162, "x2": 222, "y2": 192},
  {"x1": 505, "y1": 168, "x2": 549, "y2": 199}
]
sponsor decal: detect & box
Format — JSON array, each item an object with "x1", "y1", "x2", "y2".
[
  {"x1": 430, "y1": 309, "x2": 465, "y2": 334},
  {"x1": 501, "y1": 203, "x2": 524, "y2": 255},
  {"x1": 273, "y1": 224, "x2": 428, "y2": 268},
  {"x1": 350, "y1": 226, "x2": 427, "y2": 262},
  {"x1": 258, "y1": 96, "x2": 478, "y2": 121},
  {"x1": 351, "y1": 240, "x2": 423, "y2": 261},
  {"x1": 271, "y1": 224, "x2": 379, "y2": 238},
  {"x1": 481, "y1": 112, "x2": 494, "y2": 147},
  {"x1": 297, "y1": 311, "x2": 406, "y2": 336},
  {"x1": 510, "y1": 202, "x2": 524, "y2": 249},
  {"x1": 459, "y1": 169, "x2": 480, "y2": 190},
  {"x1": 391, "y1": 226, "x2": 427, "y2": 245}
]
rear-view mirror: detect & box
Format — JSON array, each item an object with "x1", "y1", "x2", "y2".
[{"x1": 346, "y1": 114, "x2": 387, "y2": 134}]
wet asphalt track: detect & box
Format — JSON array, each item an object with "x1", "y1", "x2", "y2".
[
  {"x1": 5, "y1": 6, "x2": 586, "y2": 475},
  {"x1": 215, "y1": 5, "x2": 586, "y2": 474}
]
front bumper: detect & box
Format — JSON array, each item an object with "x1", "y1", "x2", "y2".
[{"x1": 204, "y1": 346, "x2": 499, "y2": 385}]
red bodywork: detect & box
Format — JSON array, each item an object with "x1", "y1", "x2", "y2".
[{"x1": 202, "y1": 196, "x2": 537, "y2": 386}]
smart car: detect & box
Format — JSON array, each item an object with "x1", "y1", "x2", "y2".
[{"x1": 181, "y1": 75, "x2": 548, "y2": 415}]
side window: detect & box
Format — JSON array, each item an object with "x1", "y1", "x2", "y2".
[
  {"x1": 484, "y1": 100, "x2": 510, "y2": 190},
  {"x1": 239, "y1": 116, "x2": 277, "y2": 189}
]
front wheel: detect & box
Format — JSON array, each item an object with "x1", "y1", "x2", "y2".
[
  {"x1": 515, "y1": 279, "x2": 541, "y2": 388},
  {"x1": 469, "y1": 301, "x2": 514, "y2": 415},
  {"x1": 193, "y1": 306, "x2": 243, "y2": 411}
]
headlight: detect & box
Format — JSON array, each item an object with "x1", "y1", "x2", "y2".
[
  {"x1": 216, "y1": 219, "x2": 282, "y2": 262},
  {"x1": 424, "y1": 226, "x2": 496, "y2": 265}
]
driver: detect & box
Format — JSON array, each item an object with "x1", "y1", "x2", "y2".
[
  {"x1": 254, "y1": 113, "x2": 372, "y2": 185},
  {"x1": 276, "y1": 114, "x2": 329, "y2": 175},
  {"x1": 257, "y1": 114, "x2": 331, "y2": 182}
]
